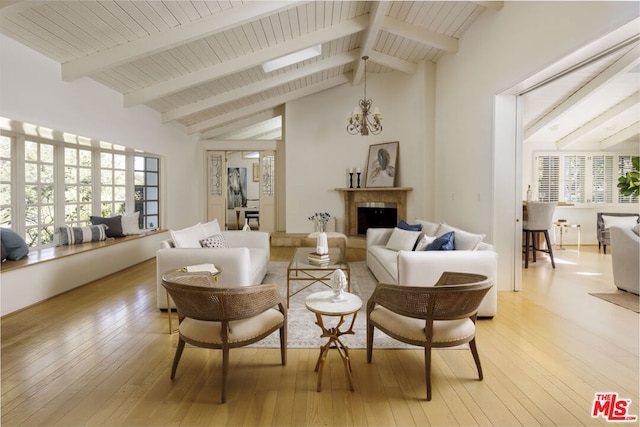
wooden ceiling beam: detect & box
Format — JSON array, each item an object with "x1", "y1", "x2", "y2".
[
  {"x1": 600, "y1": 120, "x2": 640, "y2": 149},
  {"x1": 556, "y1": 92, "x2": 639, "y2": 149},
  {"x1": 368, "y1": 50, "x2": 417, "y2": 74},
  {"x1": 381, "y1": 16, "x2": 458, "y2": 53},
  {"x1": 193, "y1": 74, "x2": 351, "y2": 135},
  {"x1": 61, "y1": 1, "x2": 304, "y2": 81},
  {"x1": 525, "y1": 43, "x2": 640, "y2": 142},
  {"x1": 124, "y1": 15, "x2": 368, "y2": 107},
  {"x1": 162, "y1": 50, "x2": 359, "y2": 123},
  {"x1": 353, "y1": 1, "x2": 389, "y2": 85},
  {"x1": 200, "y1": 110, "x2": 281, "y2": 140}
]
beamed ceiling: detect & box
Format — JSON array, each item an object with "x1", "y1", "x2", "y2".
[{"x1": 0, "y1": 1, "x2": 638, "y2": 150}]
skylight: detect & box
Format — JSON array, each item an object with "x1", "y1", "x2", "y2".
[{"x1": 261, "y1": 45, "x2": 322, "y2": 73}]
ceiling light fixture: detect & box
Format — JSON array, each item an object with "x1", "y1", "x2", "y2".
[
  {"x1": 347, "y1": 56, "x2": 382, "y2": 136},
  {"x1": 261, "y1": 44, "x2": 322, "y2": 73}
]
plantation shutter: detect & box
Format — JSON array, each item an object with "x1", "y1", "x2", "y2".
[
  {"x1": 536, "y1": 155, "x2": 559, "y2": 202},
  {"x1": 563, "y1": 155, "x2": 586, "y2": 203},
  {"x1": 618, "y1": 156, "x2": 639, "y2": 203},
  {"x1": 591, "y1": 155, "x2": 614, "y2": 204}
]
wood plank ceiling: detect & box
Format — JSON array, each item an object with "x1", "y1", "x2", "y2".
[{"x1": 0, "y1": 1, "x2": 638, "y2": 150}]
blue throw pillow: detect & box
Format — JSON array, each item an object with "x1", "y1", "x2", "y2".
[
  {"x1": 398, "y1": 220, "x2": 422, "y2": 231},
  {"x1": 426, "y1": 231, "x2": 455, "y2": 251},
  {"x1": 0, "y1": 228, "x2": 29, "y2": 260}
]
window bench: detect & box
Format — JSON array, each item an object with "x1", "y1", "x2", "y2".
[{"x1": 1, "y1": 229, "x2": 169, "y2": 317}]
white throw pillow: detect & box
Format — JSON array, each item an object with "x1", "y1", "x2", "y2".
[
  {"x1": 633, "y1": 224, "x2": 639, "y2": 236},
  {"x1": 414, "y1": 219, "x2": 441, "y2": 236},
  {"x1": 602, "y1": 215, "x2": 638, "y2": 229},
  {"x1": 170, "y1": 223, "x2": 205, "y2": 248},
  {"x1": 122, "y1": 212, "x2": 143, "y2": 235},
  {"x1": 202, "y1": 219, "x2": 222, "y2": 236},
  {"x1": 414, "y1": 234, "x2": 436, "y2": 251},
  {"x1": 385, "y1": 227, "x2": 421, "y2": 251},
  {"x1": 438, "y1": 223, "x2": 485, "y2": 250}
]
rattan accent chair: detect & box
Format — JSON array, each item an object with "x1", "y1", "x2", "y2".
[
  {"x1": 366, "y1": 272, "x2": 492, "y2": 401},
  {"x1": 162, "y1": 273, "x2": 287, "y2": 403}
]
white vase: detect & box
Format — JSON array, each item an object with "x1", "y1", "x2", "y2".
[{"x1": 316, "y1": 231, "x2": 329, "y2": 255}]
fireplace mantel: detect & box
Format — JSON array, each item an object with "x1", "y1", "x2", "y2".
[{"x1": 335, "y1": 187, "x2": 412, "y2": 236}]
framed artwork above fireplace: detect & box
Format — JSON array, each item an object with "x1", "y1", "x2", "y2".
[{"x1": 365, "y1": 141, "x2": 398, "y2": 188}]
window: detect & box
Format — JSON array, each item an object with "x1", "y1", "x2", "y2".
[
  {"x1": 24, "y1": 139, "x2": 56, "y2": 246},
  {"x1": 535, "y1": 152, "x2": 638, "y2": 205},
  {"x1": 100, "y1": 152, "x2": 127, "y2": 217},
  {"x1": 618, "y1": 155, "x2": 639, "y2": 204},
  {"x1": 0, "y1": 135, "x2": 12, "y2": 227},
  {"x1": 134, "y1": 156, "x2": 159, "y2": 229},
  {"x1": 1, "y1": 118, "x2": 162, "y2": 248},
  {"x1": 64, "y1": 146, "x2": 93, "y2": 227}
]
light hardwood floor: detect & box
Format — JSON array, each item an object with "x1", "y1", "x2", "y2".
[{"x1": 1, "y1": 245, "x2": 638, "y2": 426}]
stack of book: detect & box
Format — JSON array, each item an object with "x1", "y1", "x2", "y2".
[{"x1": 307, "y1": 252, "x2": 330, "y2": 266}]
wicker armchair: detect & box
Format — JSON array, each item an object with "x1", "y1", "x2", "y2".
[
  {"x1": 161, "y1": 272, "x2": 287, "y2": 403},
  {"x1": 366, "y1": 272, "x2": 492, "y2": 400}
]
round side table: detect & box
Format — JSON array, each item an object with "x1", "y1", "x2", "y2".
[{"x1": 305, "y1": 290, "x2": 362, "y2": 392}]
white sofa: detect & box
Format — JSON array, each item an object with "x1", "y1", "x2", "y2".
[
  {"x1": 156, "y1": 230, "x2": 270, "y2": 309},
  {"x1": 610, "y1": 224, "x2": 640, "y2": 295},
  {"x1": 366, "y1": 225, "x2": 498, "y2": 317}
]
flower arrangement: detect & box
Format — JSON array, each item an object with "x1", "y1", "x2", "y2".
[{"x1": 308, "y1": 212, "x2": 331, "y2": 233}]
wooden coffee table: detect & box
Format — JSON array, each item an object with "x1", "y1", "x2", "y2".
[{"x1": 286, "y1": 247, "x2": 350, "y2": 306}]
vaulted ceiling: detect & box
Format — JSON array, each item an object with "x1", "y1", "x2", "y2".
[{"x1": 0, "y1": 1, "x2": 638, "y2": 150}]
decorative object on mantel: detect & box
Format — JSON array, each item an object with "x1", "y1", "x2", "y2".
[
  {"x1": 308, "y1": 212, "x2": 332, "y2": 255},
  {"x1": 346, "y1": 167, "x2": 362, "y2": 188},
  {"x1": 347, "y1": 56, "x2": 382, "y2": 136},
  {"x1": 365, "y1": 141, "x2": 398, "y2": 188}
]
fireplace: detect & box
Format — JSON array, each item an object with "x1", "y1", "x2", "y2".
[
  {"x1": 357, "y1": 202, "x2": 397, "y2": 234},
  {"x1": 335, "y1": 187, "x2": 412, "y2": 236}
]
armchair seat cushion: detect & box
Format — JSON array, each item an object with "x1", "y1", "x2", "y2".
[
  {"x1": 370, "y1": 306, "x2": 475, "y2": 343},
  {"x1": 180, "y1": 308, "x2": 285, "y2": 344}
]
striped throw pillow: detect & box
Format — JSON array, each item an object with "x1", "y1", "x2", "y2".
[{"x1": 57, "y1": 224, "x2": 109, "y2": 245}]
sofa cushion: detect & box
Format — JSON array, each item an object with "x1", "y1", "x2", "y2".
[
  {"x1": 415, "y1": 219, "x2": 441, "y2": 236},
  {"x1": 202, "y1": 219, "x2": 222, "y2": 236},
  {"x1": 633, "y1": 224, "x2": 639, "y2": 236},
  {"x1": 200, "y1": 234, "x2": 229, "y2": 248},
  {"x1": 0, "y1": 228, "x2": 29, "y2": 260},
  {"x1": 398, "y1": 220, "x2": 422, "y2": 231},
  {"x1": 602, "y1": 215, "x2": 639, "y2": 229},
  {"x1": 56, "y1": 224, "x2": 108, "y2": 245},
  {"x1": 426, "y1": 231, "x2": 455, "y2": 251},
  {"x1": 438, "y1": 223, "x2": 485, "y2": 250},
  {"x1": 385, "y1": 227, "x2": 421, "y2": 251},
  {"x1": 90, "y1": 215, "x2": 124, "y2": 238},
  {"x1": 414, "y1": 234, "x2": 436, "y2": 251},
  {"x1": 368, "y1": 245, "x2": 399, "y2": 282},
  {"x1": 170, "y1": 223, "x2": 205, "y2": 248}
]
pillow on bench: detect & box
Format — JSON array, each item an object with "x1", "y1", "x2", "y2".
[{"x1": 56, "y1": 224, "x2": 109, "y2": 245}]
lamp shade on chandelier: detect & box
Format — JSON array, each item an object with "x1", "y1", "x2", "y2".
[{"x1": 347, "y1": 56, "x2": 382, "y2": 136}]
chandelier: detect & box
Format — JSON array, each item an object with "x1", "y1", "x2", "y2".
[{"x1": 347, "y1": 56, "x2": 382, "y2": 136}]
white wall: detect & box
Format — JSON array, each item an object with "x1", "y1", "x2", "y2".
[
  {"x1": 435, "y1": 1, "x2": 639, "y2": 290},
  {"x1": 0, "y1": 34, "x2": 201, "y2": 230},
  {"x1": 284, "y1": 61, "x2": 435, "y2": 233}
]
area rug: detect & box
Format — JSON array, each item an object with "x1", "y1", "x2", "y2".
[
  {"x1": 589, "y1": 291, "x2": 640, "y2": 313},
  {"x1": 256, "y1": 261, "x2": 415, "y2": 349}
]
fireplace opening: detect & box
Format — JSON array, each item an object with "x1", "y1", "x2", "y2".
[{"x1": 357, "y1": 202, "x2": 397, "y2": 235}]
